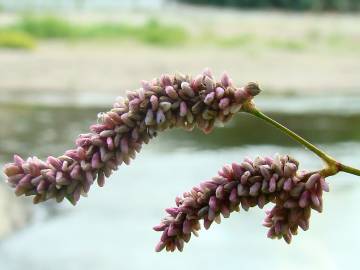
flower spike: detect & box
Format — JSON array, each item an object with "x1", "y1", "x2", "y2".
[
  {"x1": 3, "y1": 69, "x2": 260, "y2": 205},
  {"x1": 154, "y1": 155, "x2": 329, "y2": 252}
]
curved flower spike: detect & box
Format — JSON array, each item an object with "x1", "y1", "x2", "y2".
[
  {"x1": 3, "y1": 69, "x2": 261, "y2": 205},
  {"x1": 154, "y1": 155, "x2": 329, "y2": 252}
]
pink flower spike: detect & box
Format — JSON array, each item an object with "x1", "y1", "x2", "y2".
[
  {"x1": 3, "y1": 69, "x2": 264, "y2": 210},
  {"x1": 154, "y1": 155, "x2": 330, "y2": 252}
]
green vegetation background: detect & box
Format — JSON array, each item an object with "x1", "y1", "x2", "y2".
[
  {"x1": 0, "y1": 13, "x2": 359, "y2": 51},
  {"x1": 176, "y1": 0, "x2": 360, "y2": 11},
  {"x1": 0, "y1": 16, "x2": 188, "y2": 49}
]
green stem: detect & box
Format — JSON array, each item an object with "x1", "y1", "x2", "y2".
[
  {"x1": 242, "y1": 102, "x2": 360, "y2": 177},
  {"x1": 338, "y1": 164, "x2": 360, "y2": 177}
]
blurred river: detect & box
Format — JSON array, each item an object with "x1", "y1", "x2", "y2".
[{"x1": 0, "y1": 98, "x2": 359, "y2": 270}]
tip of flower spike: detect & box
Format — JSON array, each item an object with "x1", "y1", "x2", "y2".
[
  {"x1": 244, "y1": 82, "x2": 261, "y2": 97},
  {"x1": 3, "y1": 163, "x2": 22, "y2": 177}
]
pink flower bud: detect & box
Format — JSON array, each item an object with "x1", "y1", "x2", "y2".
[
  {"x1": 283, "y1": 178, "x2": 293, "y2": 191},
  {"x1": 204, "y1": 92, "x2": 215, "y2": 105},
  {"x1": 141, "y1": 80, "x2": 151, "y2": 91},
  {"x1": 305, "y1": 173, "x2": 321, "y2": 190},
  {"x1": 160, "y1": 74, "x2": 172, "y2": 87},
  {"x1": 47, "y1": 156, "x2": 62, "y2": 170},
  {"x1": 204, "y1": 76, "x2": 215, "y2": 91},
  {"x1": 156, "y1": 109, "x2": 166, "y2": 124},
  {"x1": 215, "y1": 87, "x2": 225, "y2": 99},
  {"x1": 120, "y1": 138, "x2": 129, "y2": 154},
  {"x1": 179, "y1": 101, "x2": 187, "y2": 117},
  {"x1": 191, "y1": 74, "x2": 203, "y2": 90},
  {"x1": 165, "y1": 85, "x2": 178, "y2": 99},
  {"x1": 181, "y1": 82, "x2": 195, "y2": 97},
  {"x1": 3, "y1": 164, "x2": 22, "y2": 177},
  {"x1": 13, "y1": 155, "x2": 24, "y2": 166},
  {"x1": 150, "y1": 95, "x2": 159, "y2": 111},
  {"x1": 220, "y1": 72, "x2": 232, "y2": 87}
]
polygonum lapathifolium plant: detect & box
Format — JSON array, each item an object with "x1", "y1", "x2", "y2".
[
  {"x1": 2, "y1": 68, "x2": 360, "y2": 252},
  {"x1": 3, "y1": 68, "x2": 260, "y2": 204},
  {"x1": 154, "y1": 154, "x2": 328, "y2": 252}
]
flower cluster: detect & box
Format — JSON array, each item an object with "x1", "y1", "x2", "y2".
[
  {"x1": 3, "y1": 69, "x2": 260, "y2": 205},
  {"x1": 153, "y1": 155, "x2": 329, "y2": 252}
]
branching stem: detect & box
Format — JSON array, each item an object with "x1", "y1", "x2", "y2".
[{"x1": 242, "y1": 101, "x2": 360, "y2": 178}]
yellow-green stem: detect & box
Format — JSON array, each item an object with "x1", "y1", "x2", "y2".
[
  {"x1": 242, "y1": 102, "x2": 360, "y2": 177},
  {"x1": 338, "y1": 163, "x2": 360, "y2": 177}
]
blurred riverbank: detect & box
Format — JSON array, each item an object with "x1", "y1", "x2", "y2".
[
  {"x1": 1, "y1": 41, "x2": 360, "y2": 98},
  {"x1": 1, "y1": 8, "x2": 360, "y2": 97}
]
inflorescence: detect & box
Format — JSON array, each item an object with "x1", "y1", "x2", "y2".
[
  {"x1": 3, "y1": 69, "x2": 260, "y2": 205},
  {"x1": 2, "y1": 69, "x2": 334, "y2": 253},
  {"x1": 154, "y1": 154, "x2": 329, "y2": 252}
]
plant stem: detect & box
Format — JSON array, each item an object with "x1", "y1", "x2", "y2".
[
  {"x1": 338, "y1": 163, "x2": 360, "y2": 177},
  {"x1": 243, "y1": 103, "x2": 336, "y2": 165},
  {"x1": 242, "y1": 101, "x2": 360, "y2": 177}
]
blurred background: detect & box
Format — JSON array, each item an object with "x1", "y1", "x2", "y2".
[{"x1": 0, "y1": 1, "x2": 360, "y2": 269}]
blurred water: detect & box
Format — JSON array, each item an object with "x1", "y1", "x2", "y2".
[
  {"x1": 1, "y1": 103, "x2": 360, "y2": 160},
  {"x1": 0, "y1": 103, "x2": 359, "y2": 270}
]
